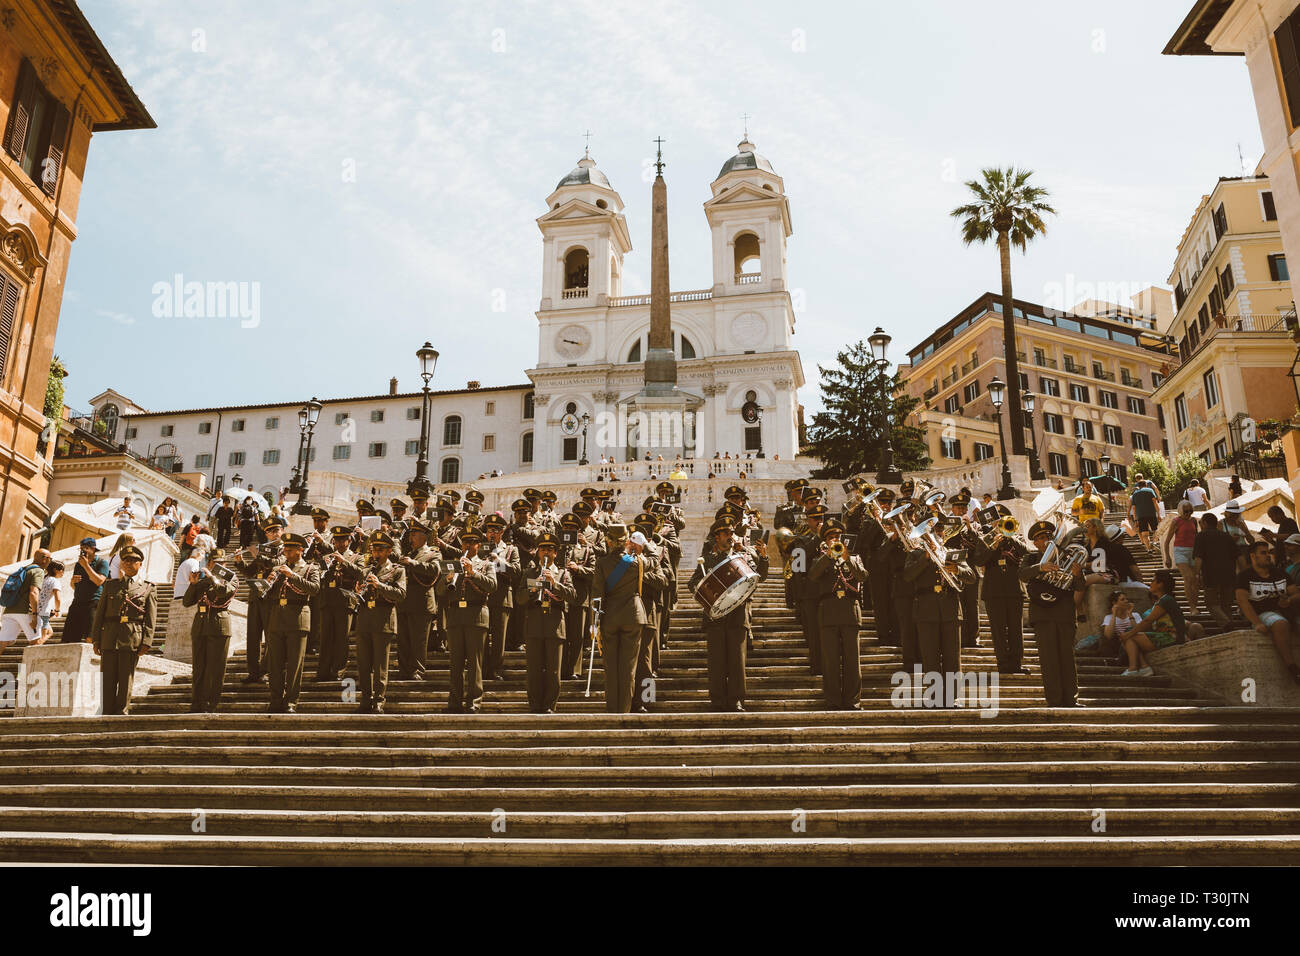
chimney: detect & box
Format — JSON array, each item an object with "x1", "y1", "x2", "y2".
[
  {"x1": 389, "y1": 377, "x2": 398, "y2": 395},
  {"x1": 467, "y1": 380, "x2": 480, "y2": 390}
]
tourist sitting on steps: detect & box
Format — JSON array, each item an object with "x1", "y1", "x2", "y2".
[
  {"x1": 1120, "y1": 570, "x2": 1205, "y2": 678},
  {"x1": 1234, "y1": 540, "x2": 1300, "y2": 685}
]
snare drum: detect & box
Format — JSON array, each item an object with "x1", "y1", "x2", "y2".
[{"x1": 695, "y1": 553, "x2": 760, "y2": 620}]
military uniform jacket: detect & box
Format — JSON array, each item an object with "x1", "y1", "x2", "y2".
[
  {"x1": 398, "y1": 545, "x2": 441, "y2": 614},
  {"x1": 355, "y1": 560, "x2": 407, "y2": 634},
  {"x1": 239, "y1": 544, "x2": 284, "y2": 601},
  {"x1": 435, "y1": 557, "x2": 497, "y2": 628},
  {"x1": 320, "y1": 549, "x2": 363, "y2": 612},
  {"x1": 1018, "y1": 551, "x2": 1079, "y2": 621},
  {"x1": 91, "y1": 576, "x2": 157, "y2": 652},
  {"x1": 810, "y1": 553, "x2": 870, "y2": 627},
  {"x1": 483, "y1": 540, "x2": 521, "y2": 609},
  {"x1": 564, "y1": 542, "x2": 598, "y2": 606},
  {"x1": 304, "y1": 530, "x2": 333, "y2": 565},
  {"x1": 522, "y1": 561, "x2": 577, "y2": 640},
  {"x1": 505, "y1": 521, "x2": 537, "y2": 559},
  {"x1": 592, "y1": 551, "x2": 649, "y2": 627},
  {"x1": 903, "y1": 550, "x2": 973, "y2": 624},
  {"x1": 969, "y1": 535, "x2": 1027, "y2": 601},
  {"x1": 264, "y1": 558, "x2": 322, "y2": 632},
  {"x1": 787, "y1": 531, "x2": 822, "y2": 601},
  {"x1": 184, "y1": 573, "x2": 238, "y2": 638},
  {"x1": 688, "y1": 543, "x2": 770, "y2": 628}
]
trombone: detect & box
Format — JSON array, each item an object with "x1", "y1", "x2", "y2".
[{"x1": 908, "y1": 516, "x2": 962, "y2": 590}]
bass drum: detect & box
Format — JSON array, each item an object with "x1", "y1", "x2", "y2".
[{"x1": 694, "y1": 553, "x2": 760, "y2": 620}]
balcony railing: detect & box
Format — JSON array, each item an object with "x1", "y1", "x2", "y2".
[
  {"x1": 923, "y1": 385, "x2": 939, "y2": 400},
  {"x1": 1000, "y1": 348, "x2": 1027, "y2": 362},
  {"x1": 1162, "y1": 311, "x2": 1295, "y2": 376},
  {"x1": 961, "y1": 359, "x2": 979, "y2": 375},
  {"x1": 735, "y1": 273, "x2": 763, "y2": 285},
  {"x1": 942, "y1": 374, "x2": 955, "y2": 388},
  {"x1": 609, "y1": 288, "x2": 713, "y2": 308},
  {"x1": 1034, "y1": 356, "x2": 1058, "y2": 369},
  {"x1": 561, "y1": 287, "x2": 588, "y2": 299},
  {"x1": 1121, "y1": 373, "x2": 1143, "y2": 388},
  {"x1": 1092, "y1": 368, "x2": 1116, "y2": 382},
  {"x1": 1063, "y1": 359, "x2": 1083, "y2": 373}
]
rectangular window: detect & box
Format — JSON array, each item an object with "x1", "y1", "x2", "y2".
[
  {"x1": 973, "y1": 442, "x2": 994, "y2": 461},
  {"x1": 231, "y1": 419, "x2": 245, "y2": 432},
  {"x1": 485, "y1": 401, "x2": 495, "y2": 416},
  {"x1": 1040, "y1": 377, "x2": 1060, "y2": 397},
  {"x1": 1048, "y1": 452, "x2": 1069, "y2": 476},
  {"x1": 198, "y1": 422, "x2": 212, "y2": 435},
  {"x1": 1033, "y1": 348, "x2": 1046, "y2": 365},
  {"x1": 1103, "y1": 424, "x2": 1122, "y2": 445},
  {"x1": 940, "y1": 437, "x2": 961, "y2": 460},
  {"x1": 307, "y1": 446, "x2": 316, "y2": 462},
  {"x1": 405, "y1": 439, "x2": 419, "y2": 456},
  {"x1": 1069, "y1": 383, "x2": 1090, "y2": 403},
  {"x1": 1269, "y1": 253, "x2": 1290, "y2": 281},
  {"x1": 161, "y1": 425, "x2": 174, "y2": 437},
  {"x1": 523, "y1": 393, "x2": 535, "y2": 420},
  {"x1": 228, "y1": 451, "x2": 245, "y2": 466},
  {"x1": 335, "y1": 412, "x2": 349, "y2": 425},
  {"x1": 124, "y1": 426, "x2": 137, "y2": 439},
  {"x1": 1131, "y1": 432, "x2": 1150, "y2": 451},
  {"x1": 1151, "y1": 373, "x2": 1164, "y2": 389},
  {"x1": 1208, "y1": 284, "x2": 1223, "y2": 317},
  {"x1": 522, "y1": 432, "x2": 534, "y2": 463},
  {"x1": 1099, "y1": 390, "x2": 1118, "y2": 409},
  {"x1": 1263, "y1": 190, "x2": 1278, "y2": 221},
  {"x1": 744, "y1": 426, "x2": 762, "y2": 451},
  {"x1": 3, "y1": 59, "x2": 71, "y2": 197},
  {"x1": 1043, "y1": 413, "x2": 1065, "y2": 434},
  {"x1": 265, "y1": 417, "x2": 279, "y2": 430},
  {"x1": 483, "y1": 434, "x2": 495, "y2": 452},
  {"x1": 1127, "y1": 396, "x2": 1146, "y2": 415},
  {"x1": 562, "y1": 436, "x2": 578, "y2": 461},
  {"x1": 1203, "y1": 368, "x2": 1220, "y2": 408},
  {"x1": 1214, "y1": 438, "x2": 1229, "y2": 462},
  {"x1": 333, "y1": 444, "x2": 351, "y2": 461},
  {"x1": 407, "y1": 407, "x2": 420, "y2": 420},
  {"x1": 263, "y1": 449, "x2": 280, "y2": 465},
  {"x1": 1175, "y1": 394, "x2": 1189, "y2": 431},
  {"x1": 195, "y1": 453, "x2": 212, "y2": 469},
  {"x1": 368, "y1": 442, "x2": 386, "y2": 457},
  {"x1": 943, "y1": 395, "x2": 960, "y2": 414},
  {"x1": 1220, "y1": 265, "x2": 1235, "y2": 298},
  {"x1": 1198, "y1": 303, "x2": 1210, "y2": 332},
  {"x1": 963, "y1": 381, "x2": 981, "y2": 403},
  {"x1": 1081, "y1": 458, "x2": 1097, "y2": 479},
  {"x1": 370, "y1": 410, "x2": 384, "y2": 423},
  {"x1": 1018, "y1": 372, "x2": 1029, "y2": 392},
  {"x1": 1074, "y1": 419, "x2": 1094, "y2": 441}
]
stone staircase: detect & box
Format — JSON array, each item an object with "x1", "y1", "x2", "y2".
[{"x1": 0, "y1": 544, "x2": 1297, "y2": 864}]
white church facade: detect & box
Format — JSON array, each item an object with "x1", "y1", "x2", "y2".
[
  {"x1": 78, "y1": 139, "x2": 806, "y2": 498},
  {"x1": 528, "y1": 140, "x2": 805, "y2": 470}
]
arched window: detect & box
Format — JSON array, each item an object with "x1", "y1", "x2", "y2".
[
  {"x1": 627, "y1": 339, "x2": 642, "y2": 363},
  {"x1": 96, "y1": 403, "x2": 119, "y2": 440},
  {"x1": 443, "y1": 415, "x2": 462, "y2": 446},
  {"x1": 626, "y1": 333, "x2": 695, "y2": 363},
  {"x1": 734, "y1": 232, "x2": 761, "y2": 280},
  {"x1": 681, "y1": 335, "x2": 696, "y2": 359},
  {"x1": 563, "y1": 248, "x2": 589, "y2": 297},
  {"x1": 521, "y1": 431, "x2": 534, "y2": 464},
  {"x1": 440, "y1": 457, "x2": 460, "y2": 484},
  {"x1": 523, "y1": 392, "x2": 535, "y2": 420}
]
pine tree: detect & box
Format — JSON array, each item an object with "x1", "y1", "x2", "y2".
[{"x1": 805, "y1": 340, "x2": 930, "y2": 479}]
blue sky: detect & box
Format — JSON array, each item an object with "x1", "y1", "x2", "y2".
[{"x1": 58, "y1": 0, "x2": 1263, "y2": 417}]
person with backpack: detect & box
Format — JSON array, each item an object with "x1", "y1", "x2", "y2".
[{"x1": 0, "y1": 549, "x2": 52, "y2": 647}]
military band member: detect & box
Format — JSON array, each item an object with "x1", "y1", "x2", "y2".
[
  {"x1": 1019, "y1": 519, "x2": 1083, "y2": 707},
  {"x1": 688, "y1": 517, "x2": 769, "y2": 711},
  {"x1": 969, "y1": 508, "x2": 1029, "y2": 676},
  {"x1": 628, "y1": 521, "x2": 672, "y2": 713},
  {"x1": 559, "y1": 512, "x2": 598, "y2": 681},
  {"x1": 263, "y1": 532, "x2": 321, "y2": 714},
  {"x1": 409, "y1": 489, "x2": 432, "y2": 525},
  {"x1": 91, "y1": 545, "x2": 156, "y2": 716},
  {"x1": 591, "y1": 524, "x2": 647, "y2": 714},
  {"x1": 395, "y1": 518, "x2": 440, "y2": 681},
  {"x1": 482, "y1": 514, "x2": 521, "y2": 682},
  {"x1": 436, "y1": 527, "x2": 497, "y2": 713},
  {"x1": 316, "y1": 526, "x2": 360, "y2": 682},
  {"x1": 305, "y1": 507, "x2": 333, "y2": 656},
  {"x1": 183, "y1": 550, "x2": 238, "y2": 713},
  {"x1": 523, "y1": 533, "x2": 577, "y2": 713},
  {"x1": 947, "y1": 489, "x2": 983, "y2": 649},
  {"x1": 572, "y1": 499, "x2": 601, "y2": 547},
  {"x1": 903, "y1": 523, "x2": 975, "y2": 707},
  {"x1": 350, "y1": 498, "x2": 376, "y2": 553},
  {"x1": 857, "y1": 487, "x2": 898, "y2": 647},
  {"x1": 790, "y1": 503, "x2": 828, "y2": 676},
  {"x1": 353, "y1": 531, "x2": 407, "y2": 714},
  {"x1": 237, "y1": 517, "x2": 284, "y2": 684},
  {"x1": 810, "y1": 520, "x2": 869, "y2": 710}
]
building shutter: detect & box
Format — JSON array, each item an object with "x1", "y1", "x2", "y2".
[
  {"x1": 0, "y1": 276, "x2": 19, "y2": 381},
  {"x1": 5, "y1": 60, "x2": 36, "y2": 162},
  {"x1": 40, "y1": 101, "x2": 69, "y2": 197}
]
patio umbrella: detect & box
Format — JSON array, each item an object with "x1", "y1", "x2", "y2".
[{"x1": 1077, "y1": 474, "x2": 1124, "y2": 494}]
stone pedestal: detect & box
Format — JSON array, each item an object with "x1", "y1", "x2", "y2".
[
  {"x1": 1149, "y1": 629, "x2": 1300, "y2": 706},
  {"x1": 15, "y1": 642, "x2": 98, "y2": 717},
  {"x1": 164, "y1": 599, "x2": 199, "y2": 663},
  {"x1": 288, "y1": 513, "x2": 315, "y2": 535}
]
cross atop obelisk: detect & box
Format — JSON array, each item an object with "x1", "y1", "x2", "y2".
[{"x1": 653, "y1": 136, "x2": 665, "y2": 176}]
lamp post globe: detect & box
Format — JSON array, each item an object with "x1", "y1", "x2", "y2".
[
  {"x1": 988, "y1": 376, "x2": 1017, "y2": 500},
  {"x1": 409, "y1": 343, "x2": 438, "y2": 499}
]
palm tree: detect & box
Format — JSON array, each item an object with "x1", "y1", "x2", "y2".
[{"x1": 950, "y1": 167, "x2": 1055, "y2": 455}]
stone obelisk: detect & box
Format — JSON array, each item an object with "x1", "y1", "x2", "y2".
[{"x1": 644, "y1": 138, "x2": 676, "y2": 395}]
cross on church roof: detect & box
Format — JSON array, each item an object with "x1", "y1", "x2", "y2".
[
  {"x1": 741, "y1": 113, "x2": 751, "y2": 139},
  {"x1": 583, "y1": 129, "x2": 592, "y2": 157},
  {"x1": 654, "y1": 136, "x2": 665, "y2": 176}
]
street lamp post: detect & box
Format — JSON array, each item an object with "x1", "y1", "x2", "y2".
[
  {"x1": 1075, "y1": 438, "x2": 1085, "y2": 480},
  {"x1": 868, "y1": 327, "x2": 902, "y2": 484},
  {"x1": 408, "y1": 342, "x2": 440, "y2": 500},
  {"x1": 579, "y1": 412, "x2": 591, "y2": 466},
  {"x1": 988, "y1": 376, "x2": 1018, "y2": 500},
  {"x1": 291, "y1": 397, "x2": 322, "y2": 515},
  {"x1": 1023, "y1": 390, "x2": 1045, "y2": 482},
  {"x1": 1099, "y1": 451, "x2": 1113, "y2": 508}
]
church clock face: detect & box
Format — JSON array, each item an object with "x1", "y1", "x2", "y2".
[{"x1": 554, "y1": 324, "x2": 591, "y2": 359}]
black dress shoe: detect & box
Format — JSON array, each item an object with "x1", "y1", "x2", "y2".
[
  {"x1": 285, "y1": 703, "x2": 297, "y2": 714},
  {"x1": 373, "y1": 702, "x2": 385, "y2": 714},
  {"x1": 469, "y1": 703, "x2": 482, "y2": 714},
  {"x1": 848, "y1": 702, "x2": 863, "y2": 711},
  {"x1": 632, "y1": 704, "x2": 648, "y2": 714},
  {"x1": 734, "y1": 702, "x2": 745, "y2": 712},
  {"x1": 545, "y1": 708, "x2": 556, "y2": 714}
]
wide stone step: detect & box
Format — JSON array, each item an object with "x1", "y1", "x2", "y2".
[{"x1": 1, "y1": 830, "x2": 1295, "y2": 865}]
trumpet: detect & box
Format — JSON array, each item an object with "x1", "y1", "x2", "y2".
[
  {"x1": 909, "y1": 516, "x2": 962, "y2": 590},
  {"x1": 824, "y1": 538, "x2": 848, "y2": 563}
]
